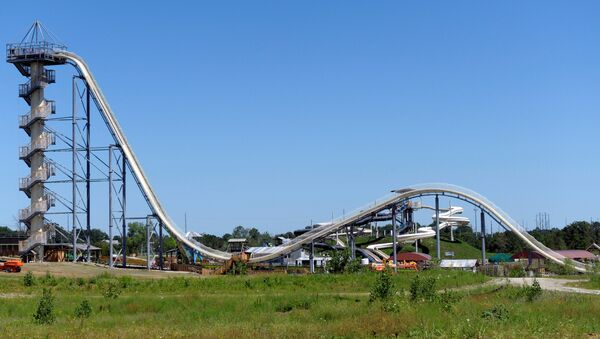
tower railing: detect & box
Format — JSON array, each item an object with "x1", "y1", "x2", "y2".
[
  {"x1": 18, "y1": 229, "x2": 48, "y2": 253},
  {"x1": 19, "y1": 162, "x2": 55, "y2": 192},
  {"x1": 6, "y1": 42, "x2": 67, "y2": 63},
  {"x1": 18, "y1": 70, "x2": 55, "y2": 99},
  {"x1": 19, "y1": 132, "x2": 55, "y2": 159},
  {"x1": 18, "y1": 192, "x2": 55, "y2": 223},
  {"x1": 19, "y1": 100, "x2": 55, "y2": 129}
]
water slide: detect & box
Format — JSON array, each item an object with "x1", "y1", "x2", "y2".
[
  {"x1": 57, "y1": 50, "x2": 589, "y2": 271},
  {"x1": 366, "y1": 206, "x2": 470, "y2": 259}
]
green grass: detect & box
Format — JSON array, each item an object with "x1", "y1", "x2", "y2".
[
  {"x1": 0, "y1": 270, "x2": 598, "y2": 338},
  {"x1": 571, "y1": 275, "x2": 600, "y2": 290}
]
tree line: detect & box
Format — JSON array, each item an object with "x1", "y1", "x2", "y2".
[{"x1": 445, "y1": 221, "x2": 600, "y2": 253}]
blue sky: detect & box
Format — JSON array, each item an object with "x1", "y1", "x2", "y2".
[{"x1": 0, "y1": 1, "x2": 598, "y2": 235}]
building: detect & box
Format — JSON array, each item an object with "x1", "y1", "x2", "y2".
[
  {"x1": 389, "y1": 252, "x2": 432, "y2": 263},
  {"x1": 512, "y1": 250, "x2": 597, "y2": 263},
  {"x1": 439, "y1": 259, "x2": 478, "y2": 272},
  {"x1": 0, "y1": 233, "x2": 28, "y2": 256},
  {"x1": 227, "y1": 238, "x2": 247, "y2": 253},
  {"x1": 245, "y1": 247, "x2": 329, "y2": 267}
]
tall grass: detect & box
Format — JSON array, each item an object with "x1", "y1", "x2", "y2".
[{"x1": 0, "y1": 270, "x2": 598, "y2": 337}]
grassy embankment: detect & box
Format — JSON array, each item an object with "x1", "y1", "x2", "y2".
[{"x1": 0, "y1": 270, "x2": 599, "y2": 338}]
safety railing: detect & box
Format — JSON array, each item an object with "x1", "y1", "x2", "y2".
[
  {"x1": 19, "y1": 100, "x2": 55, "y2": 128},
  {"x1": 18, "y1": 229, "x2": 48, "y2": 253},
  {"x1": 19, "y1": 163, "x2": 55, "y2": 191},
  {"x1": 19, "y1": 132, "x2": 55, "y2": 159},
  {"x1": 6, "y1": 42, "x2": 67, "y2": 63},
  {"x1": 18, "y1": 193, "x2": 55, "y2": 222}
]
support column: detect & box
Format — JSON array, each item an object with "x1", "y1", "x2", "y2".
[
  {"x1": 121, "y1": 153, "x2": 127, "y2": 268},
  {"x1": 71, "y1": 75, "x2": 77, "y2": 263},
  {"x1": 309, "y1": 240, "x2": 315, "y2": 274},
  {"x1": 435, "y1": 195, "x2": 440, "y2": 260},
  {"x1": 29, "y1": 62, "x2": 47, "y2": 262},
  {"x1": 158, "y1": 220, "x2": 163, "y2": 270},
  {"x1": 480, "y1": 210, "x2": 486, "y2": 265},
  {"x1": 108, "y1": 146, "x2": 113, "y2": 268},
  {"x1": 349, "y1": 225, "x2": 355, "y2": 260},
  {"x1": 146, "y1": 216, "x2": 151, "y2": 270},
  {"x1": 85, "y1": 84, "x2": 91, "y2": 263},
  {"x1": 392, "y1": 205, "x2": 397, "y2": 272}
]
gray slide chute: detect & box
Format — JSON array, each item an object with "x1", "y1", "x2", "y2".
[{"x1": 57, "y1": 51, "x2": 589, "y2": 272}]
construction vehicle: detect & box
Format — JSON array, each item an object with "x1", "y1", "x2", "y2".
[{"x1": 0, "y1": 258, "x2": 24, "y2": 273}]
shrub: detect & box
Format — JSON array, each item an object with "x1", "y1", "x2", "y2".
[
  {"x1": 508, "y1": 266, "x2": 525, "y2": 277},
  {"x1": 23, "y1": 272, "x2": 34, "y2": 287},
  {"x1": 546, "y1": 259, "x2": 577, "y2": 275},
  {"x1": 369, "y1": 268, "x2": 394, "y2": 302},
  {"x1": 42, "y1": 271, "x2": 57, "y2": 286},
  {"x1": 33, "y1": 288, "x2": 55, "y2": 325},
  {"x1": 523, "y1": 279, "x2": 542, "y2": 302},
  {"x1": 481, "y1": 304, "x2": 509, "y2": 321},
  {"x1": 382, "y1": 297, "x2": 402, "y2": 313},
  {"x1": 75, "y1": 299, "x2": 92, "y2": 319},
  {"x1": 410, "y1": 275, "x2": 437, "y2": 303},
  {"x1": 437, "y1": 289, "x2": 461, "y2": 311},
  {"x1": 231, "y1": 261, "x2": 247, "y2": 275},
  {"x1": 345, "y1": 258, "x2": 363, "y2": 273},
  {"x1": 104, "y1": 281, "x2": 121, "y2": 299},
  {"x1": 328, "y1": 249, "x2": 350, "y2": 274}
]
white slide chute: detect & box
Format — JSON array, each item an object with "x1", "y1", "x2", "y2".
[
  {"x1": 57, "y1": 50, "x2": 590, "y2": 271},
  {"x1": 366, "y1": 206, "x2": 470, "y2": 259}
]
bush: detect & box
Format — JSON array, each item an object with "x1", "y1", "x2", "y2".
[
  {"x1": 409, "y1": 275, "x2": 437, "y2": 303},
  {"x1": 382, "y1": 296, "x2": 403, "y2": 313},
  {"x1": 231, "y1": 261, "x2": 247, "y2": 275},
  {"x1": 546, "y1": 259, "x2": 577, "y2": 275},
  {"x1": 75, "y1": 299, "x2": 92, "y2": 319},
  {"x1": 41, "y1": 271, "x2": 57, "y2": 286},
  {"x1": 437, "y1": 289, "x2": 461, "y2": 311},
  {"x1": 33, "y1": 288, "x2": 55, "y2": 325},
  {"x1": 481, "y1": 304, "x2": 509, "y2": 321},
  {"x1": 328, "y1": 249, "x2": 350, "y2": 274},
  {"x1": 369, "y1": 268, "x2": 394, "y2": 302},
  {"x1": 523, "y1": 279, "x2": 542, "y2": 302},
  {"x1": 104, "y1": 281, "x2": 121, "y2": 299},
  {"x1": 23, "y1": 272, "x2": 34, "y2": 287},
  {"x1": 344, "y1": 258, "x2": 363, "y2": 273},
  {"x1": 508, "y1": 266, "x2": 525, "y2": 277}
]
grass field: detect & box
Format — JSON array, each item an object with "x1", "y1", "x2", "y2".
[{"x1": 0, "y1": 267, "x2": 599, "y2": 338}]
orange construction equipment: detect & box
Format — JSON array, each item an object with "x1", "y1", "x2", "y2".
[
  {"x1": 0, "y1": 259, "x2": 24, "y2": 273},
  {"x1": 372, "y1": 259, "x2": 418, "y2": 272}
]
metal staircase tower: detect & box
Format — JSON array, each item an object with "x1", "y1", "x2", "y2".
[{"x1": 7, "y1": 21, "x2": 66, "y2": 261}]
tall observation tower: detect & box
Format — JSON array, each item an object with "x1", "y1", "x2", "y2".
[{"x1": 7, "y1": 21, "x2": 67, "y2": 261}]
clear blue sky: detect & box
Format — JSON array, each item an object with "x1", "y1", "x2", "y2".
[{"x1": 0, "y1": 1, "x2": 598, "y2": 235}]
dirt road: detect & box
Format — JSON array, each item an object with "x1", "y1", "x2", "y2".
[{"x1": 503, "y1": 277, "x2": 600, "y2": 295}]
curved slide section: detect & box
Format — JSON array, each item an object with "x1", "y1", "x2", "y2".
[
  {"x1": 56, "y1": 51, "x2": 590, "y2": 271},
  {"x1": 58, "y1": 51, "x2": 232, "y2": 261}
]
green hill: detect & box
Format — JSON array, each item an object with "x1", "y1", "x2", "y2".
[
  {"x1": 419, "y1": 238, "x2": 483, "y2": 259},
  {"x1": 371, "y1": 237, "x2": 485, "y2": 259}
]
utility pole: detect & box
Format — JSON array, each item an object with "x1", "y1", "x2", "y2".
[
  {"x1": 435, "y1": 195, "x2": 440, "y2": 260},
  {"x1": 309, "y1": 220, "x2": 314, "y2": 274},
  {"x1": 480, "y1": 210, "x2": 486, "y2": 265},
  {"x1": 392, "y1": 204, "x2": 398, "y2": 272}
]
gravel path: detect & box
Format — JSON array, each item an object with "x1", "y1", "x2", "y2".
[{"x1": 503, "y1": 277, "x2": 600, "y2": 295}]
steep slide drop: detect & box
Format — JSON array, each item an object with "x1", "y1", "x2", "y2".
[{"x1": 58, "y1": 51, "x2": 589, "y2": 271}]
